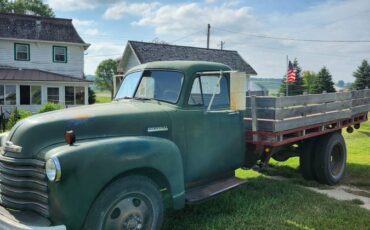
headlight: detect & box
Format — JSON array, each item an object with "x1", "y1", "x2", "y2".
[{"x1": 46, "y1": 157, "x2": 61, "y2": 182}]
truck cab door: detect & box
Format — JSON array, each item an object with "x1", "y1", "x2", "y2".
[{"x1": 182, "y1": 74, "x2": 245, "y2": 185}]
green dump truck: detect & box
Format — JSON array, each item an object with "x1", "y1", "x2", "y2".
[{"x1": 0, "y1": 61, "x2": 369, "y2": 230}]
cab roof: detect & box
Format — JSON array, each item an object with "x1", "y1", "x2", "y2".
[{"x1": 127, "y1": 61, "x2": 232, "y2": 76}]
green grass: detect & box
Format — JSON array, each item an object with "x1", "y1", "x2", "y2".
[
  {"x1": 96, "y1": 95, "x2": 112, "y2": 103},
  {"x1": 162, "y1": 120, "x2": 370, "y2": 229},
  {"x1": 266, "y1": 120, "x2": 370, "y2": 190},
  {"x1": 163, "y1": 177, "x2": 370, "y2": 229}
]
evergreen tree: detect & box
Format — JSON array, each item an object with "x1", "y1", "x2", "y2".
[
  {"x1": 279, "y1": 58, "x2": 304, "y2": 95},
  {"x1": 312, "y1": 67, "x2": 336, "y2": 93},
  {"x1": 352, "y1": 60, "x2": 370, "y2": 90}
]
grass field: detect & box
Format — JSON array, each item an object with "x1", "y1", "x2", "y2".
[
  {"x1": 162, "y1": 120, "x2": 370, "y2": 229},
  {"x1": 95, "y1": 91, "x2": 112, "y2": 104}
]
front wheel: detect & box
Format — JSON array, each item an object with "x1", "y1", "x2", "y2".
[
  {"x1": 83, "y1": 175, "x2": 164, "y2": 230},
  {"x1": 314, "y1": 132, "x2": 347, "y2": 185}
]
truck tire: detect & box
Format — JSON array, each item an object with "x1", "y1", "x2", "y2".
[
  {"x1": 313, "y1": 132, "x2": 347, "y2": 185},
  {"x1": 299, "y1": 138, "x2": 316, "y2": 180},
  {"x1": 83, "y1": 175, "x2": 164, "y2": 230}
]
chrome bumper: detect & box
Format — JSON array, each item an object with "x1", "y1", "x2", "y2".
[{"x1": 0, "y1": 206, "x2": 66, "y2": 230}]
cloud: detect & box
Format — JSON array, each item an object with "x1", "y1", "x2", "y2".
[
  {"x1": 103, "y1": 2, "x2": 161, "y2": 20},
  {"x1": 118, "y1": 0, "x2": 370, "y2": 81},
  {"x1": 72, "y1": 19, "x2": 96, "y2": 27},
  {"x1": 84, "y1": 42, "x2": 124, "y2": 74},
  {"x1": 46, "y1": 0, "x2": 119, "y2": 11}
]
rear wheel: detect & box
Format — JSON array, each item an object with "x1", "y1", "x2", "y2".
[
  {"x1": 83, "y1": 175, "x2": 164, "y2": 230},
  {"x1": 313, "y1": 132, "x2": 347, "y2": 185},
  {"x1": 299, "y1": 138, "x2": 316, "y2": 180}
]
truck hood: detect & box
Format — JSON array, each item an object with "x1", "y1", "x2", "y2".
[{"x1": 4, "y1": 100, "x2": 173, "y2": 158}]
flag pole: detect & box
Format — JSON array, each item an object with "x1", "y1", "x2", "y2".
[{"x1": 286, "y1": 55, "x2": 288, "y2": 96}]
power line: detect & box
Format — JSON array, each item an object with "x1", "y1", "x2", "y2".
[
  {"x1": 213, "y1": 27, "x2": 370, "y2": 43},
  {"x1": 170, "y1": 29, "x2": 204, "y2": 44}
]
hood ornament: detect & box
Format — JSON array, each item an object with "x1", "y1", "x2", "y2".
[{"x1": 4, "y1": 141, "x2": 22, "y2": 153}]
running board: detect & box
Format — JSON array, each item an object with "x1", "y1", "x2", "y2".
[{"x1": 185, "y1": 177, "x2": 247, "y2": 204}]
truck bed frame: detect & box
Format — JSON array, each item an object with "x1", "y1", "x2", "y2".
[{"x1": 245, "y1": 88, "x2": 370, "y2": 147}]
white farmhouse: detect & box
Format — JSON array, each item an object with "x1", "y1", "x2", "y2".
[{"x1": 0, "y1": 13, "x2": 91, "y2": 114}]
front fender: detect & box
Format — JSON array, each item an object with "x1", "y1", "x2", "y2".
[{"x1": 43, "y1": 136, "x2": 185, "y2": 230}]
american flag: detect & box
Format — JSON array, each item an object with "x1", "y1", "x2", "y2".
[{"x1": 287, "y1": 61, "x2": 296, "y2": 83}]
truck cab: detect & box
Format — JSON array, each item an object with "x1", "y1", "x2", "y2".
[{"x1": 0, "y1": 61, "x2": 250, "y2": 230}]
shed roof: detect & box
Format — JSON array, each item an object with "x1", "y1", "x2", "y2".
[
  {"x1": 123, "y1": 41, "x2": 257, "y2": 75},
  {"x1": 0, "y1": 13, "x2": 88, "y2": 47},
  {"x1": 0, "y1": 68, "x2": 91, "y2": 83}
]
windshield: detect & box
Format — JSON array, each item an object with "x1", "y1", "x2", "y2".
[
  {"x1": 115, "y1": 71, "x2": 142, "y2": 99},
  {"x1": 116, "y1": 70, "x2": 184, "y2": 103}
]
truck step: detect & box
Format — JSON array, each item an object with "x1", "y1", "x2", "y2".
[{"x1": 185, "y1": 177, "x2": 247, "y2": 204}]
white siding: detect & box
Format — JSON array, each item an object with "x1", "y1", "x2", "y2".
[
  {"x1": 121, "y1": 46, "x2": 140, "y2": 74},
  {"x1": 0, "y1": 40, "x2": 84, "y2": 78}
]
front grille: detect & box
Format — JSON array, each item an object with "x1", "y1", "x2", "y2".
[{"x1": 0, "y1": 155, "x2": 49, "y2": 217}]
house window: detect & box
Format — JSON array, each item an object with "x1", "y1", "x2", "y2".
[
  {"x1": 0, "y1": 85, "x2": 4, "y2": 105},
  {"x1": 47, "y1": 87, "x2": 59, "y2": 103},
  {"x1": 53, "y1": 46, "x2": 67, "y2": 63},
  {"x1": 20, "y1": 85, "x2": 41, "y2": 105},
  {"x1": 31, "y1": 86, "x2": 41, "y2": 104},
  {"x1": 5, "y1": 85, "x2": 16, "y2": 105},
  {"x1": 65, "y1": 86, "x2": 74, "y2": 105},
  {"x1": 14, "y1": 43, "x2": 30, "y2": 61},
  {"x1": 65, "y1": 86, "x2": 85, "y2": 105},
  {"x1": 75, "y1": 87, "x2": 85, "y2": 105}
]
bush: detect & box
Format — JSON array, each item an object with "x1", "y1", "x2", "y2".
[
  {"x1": 38, "y1": 103, "x2": 64, "y2": 113},
  {"x1": 88, "y1": 87, "x2": 96, "y2": 104},
  {"x1": 7, "y1": 108, "x2": 33, "y2": 130}
]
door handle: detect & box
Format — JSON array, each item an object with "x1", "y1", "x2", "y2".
[{"x1": 228, "y1": 111, "x2": 239, "y2": 115}]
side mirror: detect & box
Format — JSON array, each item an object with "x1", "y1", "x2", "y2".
[{"x1": 230, "y1": 72, "x2": 248, "y2": 111}]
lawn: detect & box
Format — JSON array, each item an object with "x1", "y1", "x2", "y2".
[
  {"x1": 95, "y1": 91, "x2": 112, "y2": 103},
  {"x1": 162, "y1": 120, "x2": 370, "y2": 229}
]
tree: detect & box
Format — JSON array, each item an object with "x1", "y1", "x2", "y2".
[
  {"x1": 312, "y1": 67, "x2": 336, "y2": 94},
  {"x1": 95, "y1": 59, "x2": 118, "y2": 99},
  {"x1": 279, "y1": 58, "x2": 304, "y2": 95},
  {"x1": 302, "y1": 71, "x2": 317, "y2": 94},
  {"x1": 0, "y1": 0, "x2": 54, "y2": 17},
  {"x1": 352, "y1": 60, "x2": 370, "y2": 90},
  {"x1": 337, "y1": 80, "x2": 345, "y2": 88}
]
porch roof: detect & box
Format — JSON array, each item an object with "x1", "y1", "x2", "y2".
[{"x1": 0, "y1": 68, "x2": 91, "y2": 83}]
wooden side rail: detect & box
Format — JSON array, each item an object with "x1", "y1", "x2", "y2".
[{"x1": 244, "y1": 89, "x2": 370, "y2": 132}]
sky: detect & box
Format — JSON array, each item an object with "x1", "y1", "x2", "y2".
[{"x1": 46, "y1": 0, "x2": 370, "y2": 82}]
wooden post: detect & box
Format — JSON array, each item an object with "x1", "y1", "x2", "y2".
[
  {"x1": 207, "y1": 24, "x2": 210, "y2": 49},
  {"x1": 251, "y1": 95, "x2": 258, "y2": 141}
]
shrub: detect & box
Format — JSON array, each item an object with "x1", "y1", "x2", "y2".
[
  {"x1": 7, "y1": 108, "x2": 33, "y2": 130},
  {"x1": 38, "y1": 102, "x2": 64, "y2": 113},
  {"x1": 88, "y1": 87, "x2": 96, "y2": 104}
]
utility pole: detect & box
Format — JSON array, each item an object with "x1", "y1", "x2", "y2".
[
  {"x1": 218, "y1": 41, "x2": 225, "y2": 50},
  {"x1": 207, "y1": 24, "x2": 210, "y2": 49}
]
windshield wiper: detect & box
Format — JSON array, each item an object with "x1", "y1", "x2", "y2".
[
  {"x1": 114, "y1": 96, "x2": 133, "y2": 101},
  {"x1": 133, "y1": 97, "x2": 155, "y2": 101}
]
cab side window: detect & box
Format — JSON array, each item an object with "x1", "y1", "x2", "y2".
[{"x1": 188, "y1": 75, "x2": 229, "y2": 108}]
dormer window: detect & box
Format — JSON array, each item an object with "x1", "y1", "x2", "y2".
[
  {"x1": 53, "y1": 46, "x2": 67, "y2": 63},
  {"x1": 14, "y1": 43, "x2": 30, "y2": 61}
]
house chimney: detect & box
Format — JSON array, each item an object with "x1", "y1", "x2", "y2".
[{"x1": 36, "y1": 20, "x2": 41, "y2": 39}]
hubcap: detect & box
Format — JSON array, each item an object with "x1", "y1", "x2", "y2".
[
  {"x1": 103, "y1": 195, "x2": 153, "y2": 230},
  {"x1": 329, "y1": 144, "x2": 344, "y2": 177}
]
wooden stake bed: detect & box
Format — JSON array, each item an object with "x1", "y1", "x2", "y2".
[{"x1": 245, "y1": 89, "x2": 370, "y2": 147}]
